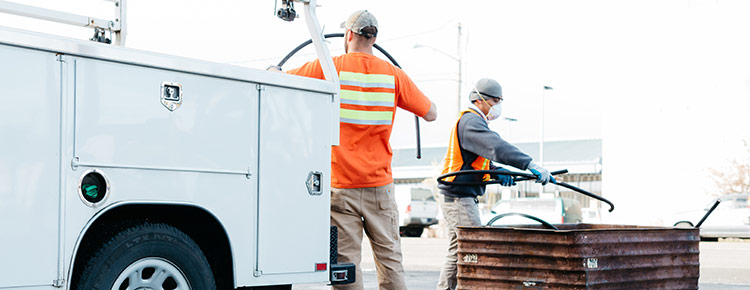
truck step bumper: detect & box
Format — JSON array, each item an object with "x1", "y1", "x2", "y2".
[{"x1": 330, "y1": 263, "x2": 356, "y2": 285}]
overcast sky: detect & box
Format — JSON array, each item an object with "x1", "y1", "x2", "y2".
[{"x1": 3, "y1": 0, "x2": 750, "y2": 224}]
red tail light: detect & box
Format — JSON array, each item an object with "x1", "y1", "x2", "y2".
[
  {"x1": 316, "y1": 263, "x2": 327, "y2": 271},
  {"x1": 406, "y1": 205, "x2": 411, "y2": 214}
]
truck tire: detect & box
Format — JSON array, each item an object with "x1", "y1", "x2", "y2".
[{"x1": 75, "y1": 222, "x2": 216, "y2": 290}]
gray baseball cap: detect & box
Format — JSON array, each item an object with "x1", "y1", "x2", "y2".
[
  {"x1": 469, "y1": 78, "x2": 503, "y2": 101},
  {"x1": 340, "y1": 10, "x2": 378, "y2": 38}
]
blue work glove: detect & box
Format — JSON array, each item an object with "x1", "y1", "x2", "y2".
[
  {"x1": 493, "y1": 168, "x2": 516, "y2": 187},
  {"x1": 528, "y1": 161, "x2": 557, "y2": 185}
]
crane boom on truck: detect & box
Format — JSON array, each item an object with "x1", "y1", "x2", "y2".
[{"x1": 0, "y1": 0, "x2": 353, "y2": 289}]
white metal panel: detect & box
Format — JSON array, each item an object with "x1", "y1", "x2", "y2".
[
  {"x1": 0, "y1": 44, "x2": 59, "y2": 287},
  {"x1": 73, "y1": 58, "x2": 255, "y2": 173},
  {"x1": 257, "y1": 85, "x2": 331, "y2": 277}
]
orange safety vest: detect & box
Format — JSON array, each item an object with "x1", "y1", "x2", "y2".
[{"x1": 440, "y1": 109, "x2": 491, "y2": 182}]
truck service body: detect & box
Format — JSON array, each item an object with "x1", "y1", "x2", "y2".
[{"x1": 0, "y1": 1, "x2": 347, "y2": 289}]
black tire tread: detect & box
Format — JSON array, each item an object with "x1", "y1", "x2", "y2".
[{"x1": 75, "y1": 222, "x2": 216, "y2": 290}]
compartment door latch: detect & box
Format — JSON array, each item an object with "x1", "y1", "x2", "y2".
[
  {"x1": 306, "y1": 171, "x2": 323, "y2": 195},
  {"x1": 161, "y1": 81, "x2": 183, "y2": 111}
]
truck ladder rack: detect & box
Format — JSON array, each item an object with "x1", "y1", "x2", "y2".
[{"x1": 0, "y1": 0, "x2": 126, "y2": 45}]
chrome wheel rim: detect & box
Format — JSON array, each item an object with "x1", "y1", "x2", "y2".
[{"x1": 111, "y1": 257, "x2": 191, "y2": 290}]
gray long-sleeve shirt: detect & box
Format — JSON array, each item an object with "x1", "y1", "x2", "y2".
[{"x1": 438, "y1": 108, "x2": 533, "y2": 197}]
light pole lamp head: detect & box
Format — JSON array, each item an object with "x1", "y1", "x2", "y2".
[{"x1": 413, "y1": 43, "x2": 459, "y2": 61}]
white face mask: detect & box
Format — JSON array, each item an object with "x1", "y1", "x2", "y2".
[
  {"x1": 473, "y1": 84, "x2": 503, "y2": 121},
  {"x1": 486, "y1": 103, "x2": 502, "y2": 121}
]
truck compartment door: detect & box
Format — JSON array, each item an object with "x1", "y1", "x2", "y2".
[
  {"x1": 256, "y1": 85, "x2": 332, "y2": 276},
  {"x1": 0, "y1": 44, "x2": 60, "y2": 287}
]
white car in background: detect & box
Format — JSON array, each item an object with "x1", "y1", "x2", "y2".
[
  {"x1": 581, "y1": 207, "x2": 603, "y2": 223},
  {"x1": 671, "y1": 193, "x2": 750, "y2": 241},
  {"x1": 395, "y1": 186, "x2": 439, "y2": 237}
]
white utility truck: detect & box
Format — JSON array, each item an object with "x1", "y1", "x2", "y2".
[{"x1": 0, "y1": 0, "x2": 353, "y2": 289}]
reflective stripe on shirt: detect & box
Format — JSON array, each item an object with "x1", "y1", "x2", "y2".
[
  {"x1": 340, "y1": 71, "x2": 395, "y2": 87},
  {"x1": 340, "y1": 108, "x2": 393, "y2": 125},
  {"x1": 339, "y1": 71, "x2": 396, "y2": 125},
  {"x1": 340, "y1": 90, "x2": 395, "y2": 106}
]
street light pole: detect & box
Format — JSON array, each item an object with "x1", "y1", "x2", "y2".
[
  {"x1": 540, "y1": 86, "x2": 553, "y2": 195},
  {"x1": 503, "y1": 117, "x2": 518, "y2": 142},
  {"x1": 413, "y1": 22, "x2": 463, "y2": 116}
]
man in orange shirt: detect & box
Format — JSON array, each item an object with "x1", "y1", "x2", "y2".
[{"x1": 287, "y1": 10, "x2": 437, "y2": 290}]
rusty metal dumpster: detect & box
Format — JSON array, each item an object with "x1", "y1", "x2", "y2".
[{"x1": 457, "y1": 224, "x2": 699, "y2": 290}]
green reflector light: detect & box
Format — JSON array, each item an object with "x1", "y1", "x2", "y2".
[{"x1": 83, "y1": 184, "x2": 98, "y2": 199}]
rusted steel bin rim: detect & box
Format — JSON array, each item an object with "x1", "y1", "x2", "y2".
[{"x1": 459, "y1": 223, "x2": 700, "y2": 233}]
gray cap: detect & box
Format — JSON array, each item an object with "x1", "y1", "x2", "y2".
[
  {"x1": 469, "y1": 78, "x2": 503, "y2": 101},
  {"x1": 340, "y1": 10, "x2": 378, "y2": 38}
]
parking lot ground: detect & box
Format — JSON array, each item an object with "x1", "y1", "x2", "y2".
[{"x1": 296, "y1": 237, "x2": 750, "y2": 290}]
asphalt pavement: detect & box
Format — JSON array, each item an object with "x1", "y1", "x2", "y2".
[{"x1": 296, "y1": 237, "x2": 750, "y2": 290}]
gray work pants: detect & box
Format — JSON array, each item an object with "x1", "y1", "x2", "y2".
[{"x1": 436, "y1": 195, "x2": 482, "y2": 290}]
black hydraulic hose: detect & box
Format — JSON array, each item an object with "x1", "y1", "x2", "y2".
[
  {"x1": 277, "y1": 33, "x2": 422, "y2": 159},
  {"x1": 695, "y1": 199, "x2": 721, "y2": 228},
  {"x1": 436, "y1": 169, "x2": 564, "y2": 185},
  {"x1": 369, "y1": 42, "x2": 423, "y2": 160},
  {"x1": 414, "y1": 115, "x2": 421, "y2": 159},
  {"x1": 436, "y1": 169, "x2": 615, "y2": 212},
  {"x1": 277, "y1": 33, "x2": 343, "y2": 68},
  {"x1": 554, "y1": 182, "x2": 615, "y2": 212},
  {"x1": 486, "y1": 212, "x2": 559, "y2": 230}
]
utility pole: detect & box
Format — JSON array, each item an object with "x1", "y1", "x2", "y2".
[
  {"x1": 414, "y1": 22, "x2": 464, "y2": 115},
  {"x1": 456, "y1": 22, "x2": 463, "y2": 116}
]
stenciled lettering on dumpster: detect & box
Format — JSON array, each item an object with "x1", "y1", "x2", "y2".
[
  {"x1": 462, "y1": 254, "x2": 478, "y2": 263},
  {"x1": 585, "y1": 258, "x2": 599, "y2": 269}
]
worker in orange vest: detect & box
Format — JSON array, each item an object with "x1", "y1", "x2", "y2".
[
  {"x1": 436, "y1": 78, "x2": 554, "y2": 290},
  {"x1": 287, "y1": 10, "x2": 437, "y2": 290}
]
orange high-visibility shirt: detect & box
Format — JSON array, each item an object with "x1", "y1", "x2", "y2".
[{"x1": 288, "y1": 52, "x2": 431, "y2": 188}]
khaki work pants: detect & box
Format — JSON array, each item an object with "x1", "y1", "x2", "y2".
[
  {"x1": 330, "y1": 183, "x2": 407, "y2": 290},
  {"x1": 436, "y1": 195, "x2": 482, "y2": 290}
]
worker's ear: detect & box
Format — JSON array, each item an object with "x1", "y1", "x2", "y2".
[{"x1": 346, "y1": 29, "x2": 353, "y2": 41}]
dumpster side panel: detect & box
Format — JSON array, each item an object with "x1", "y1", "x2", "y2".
[{"x1": 457, "y1": 225, "x2": 699, "y2": 289}]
